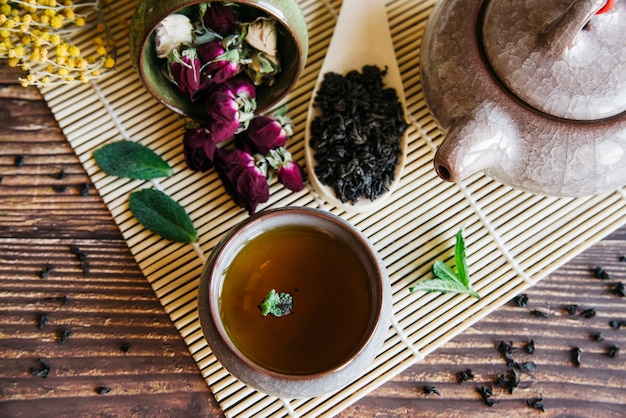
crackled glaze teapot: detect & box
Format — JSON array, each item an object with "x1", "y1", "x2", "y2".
[{"x1": 421, "y1": 0, "x2": 626, "y2": 196}]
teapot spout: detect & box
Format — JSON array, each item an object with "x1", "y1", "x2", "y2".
[{"x1": 434, "y1": 103, "x2": 518, "y2": 182}]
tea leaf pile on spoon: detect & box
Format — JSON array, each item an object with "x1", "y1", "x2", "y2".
[
  {"x1": 410, "y1": 228, "x2": 480, "y2": 299},
  {"x1": 303, "y1": 0, "x2": 408, "y2": 213}
]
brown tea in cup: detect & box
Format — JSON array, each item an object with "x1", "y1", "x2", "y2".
[{"x1": 220, "y1": 224, "x2": 375, "y2": 375}]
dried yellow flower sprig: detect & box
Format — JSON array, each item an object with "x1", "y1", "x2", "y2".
[{"x1": 0, "y1": 0, "x2": 116, "y2": 86}]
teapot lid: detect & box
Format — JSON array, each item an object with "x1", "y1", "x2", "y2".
[{"x1": 482, "y1": 0, "x2": 626, "y2": 121}]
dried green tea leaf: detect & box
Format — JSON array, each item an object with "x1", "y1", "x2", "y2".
[
  {"x1": 94, "y1": 140, "x2": 172, "y2": 180},
  {"x1": 129, "y1": 189, "x2": 198, "y2": 244},
  {"x1": 258, "y1": 289, "x2": 293, "y2": 317}
]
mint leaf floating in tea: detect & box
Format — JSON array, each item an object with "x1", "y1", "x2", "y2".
[
  {"x1": 258, "y1": 289, "x2": 293, "y2": 317},
  {"x1": 129, "y1": 189, "x2": 198, "y2": 244},
  {"x1": 94, "y1": 140, "x2": 172, "y2": 180},
  {"x1": 410, "y1": 228, "x2": 480, "y2": 299}
]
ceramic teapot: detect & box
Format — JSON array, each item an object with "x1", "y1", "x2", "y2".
[{"x1": 420, "y1": 0, "x2": 626, "y2": 196}]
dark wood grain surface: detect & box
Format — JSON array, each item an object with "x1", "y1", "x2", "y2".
[{"x1": 1, "y1": 61, "x2": 625, "y2": 417}]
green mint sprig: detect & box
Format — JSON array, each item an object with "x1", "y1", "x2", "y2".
[
  {"x1": 258, "y1": 289, "x2": 293, "y2": 317},
  {"x1": 410, "y1": 228, "x2": 480, "y2": 299}
]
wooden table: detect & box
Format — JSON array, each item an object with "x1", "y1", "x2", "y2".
[{"x1": 2, "y1": 61, "x2": 625, "y2": 417}]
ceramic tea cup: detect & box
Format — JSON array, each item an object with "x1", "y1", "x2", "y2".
[
  {"x1": 197, "y1": 206, "x2": 392, "y2": 398},
  {"x1": 129, "y1": 0, "x2": 308, "y2": 118}
]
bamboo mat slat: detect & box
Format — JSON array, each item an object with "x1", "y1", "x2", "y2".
[{"x1": 38, "y1": 0, "x2": 626, "y2": 416}]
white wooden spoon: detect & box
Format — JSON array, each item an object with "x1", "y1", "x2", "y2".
[{"x1": 304, "y1": 0, "x2": 408, "y2": 214}]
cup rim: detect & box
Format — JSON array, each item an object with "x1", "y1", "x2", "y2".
[{"x1": 198, "y1": 206, "x2": 387, "y2": 383}]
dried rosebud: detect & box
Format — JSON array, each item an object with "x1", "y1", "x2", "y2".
[
  {"x1": 236, "y1": 114, "x2": 292, "y2": 154},
  {"x1": 266, "y1": 147, "x2": 305, "y2": 192},
  {"x1": 277, "y1": 160, "x2": 305, "y2": 192},
  {"x1": 183, "y1": 127, "x2": 216, "y2": 171},
  {"x1": 170, "y1": 49, "x2": 207, "y2": 102},
  {"x1": 155, "y1": 14, "x2": 194, "y2": 58},
  {"x1": 242, "y1": 17, "x2": 281, "y2": 85},
  {"x1": 204, "y1": 76, "x2": 257, "y2": 142},
  {"x1": 226, "y1": 74, "x2": 257, "y2": 100},
  {"x1": 215, "y1": 148, "x2": 270, "y2": 215},
  {"x1": 202, "y1": 1, "x2": 237, "y2": 36},
  {"x1": 245, "y1": 17, "x2": 278, "y2": 57},
  {"x1": 197, "y1": 41, "x2": 240, "y2": 84},
  {"x1": 204, "y1": 86, "x2": 240, "y2": 142}
]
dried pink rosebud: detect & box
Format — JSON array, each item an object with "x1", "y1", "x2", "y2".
[
  {"x1": 170, "y1": 49, "x2": 207, "y2": 102},
  {"x1": 215, "y1": 148, "x2": 270, "y2": 215},
  {"x1": 265, "y1": 147, "x2": 305, "y2": 192},
  {"x1": 277, "y1": 160, "x2": 305, "y2": 192},
  {"x1": 236, "y1": 115, "x2": 291, "y2": 155},
  {"x1": 225, "y1": 74, "x2": 257, "y2": 99},
  {"x1": 204, "y1": 85, "x2": 240, "y2": 142},
  {"x1": 197, "y1": 40, "x2": 240, "y2": 84},
  {"x1": 182, "y1": 127, "x2": 216, "y2": 171},
  {"x1": 204, "y1": 76, "x2": 257, "y2": 142},
  {"x1": 202, "y1": 2, "x2": 237, "y2": 36}
]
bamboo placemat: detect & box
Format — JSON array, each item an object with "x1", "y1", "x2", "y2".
[{"x1": 39, "y1": 0, "x2": 626, "y2": 416}]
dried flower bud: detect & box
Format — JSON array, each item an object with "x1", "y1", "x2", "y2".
[
  {"x1": 155, "y1": 14, "x2": 194, "y2": 58},
  {"x1": 170, "y1": 48, "x2": 207, "y2": 102},
  {"x1": 277, "y1": 160, "x2": 305, "y2": 192},
  {"x1": 204, "y1": 76, "x2": 257, "y2": 142},
  {"x1": 197, "y1": 41, "x2": 240, "y2": 84},
  {"x1": 226, "y1": 74, "x2": 258, "y2": 99},
  {"x1": 245, "y1": 17, "x2": 277, "y2": 57},
  {"x1": 236, "y1": 115, "x2": 291, "y2": 155},
  {"x1": 265, "y1": 147, "x2": 305, "y2": 192},
  {"x1": 183, "y1": 127, "x2": 216, "y2": 171},
  {"x1": 202, "y1": 2, "x2": 237, "y2": 36},
  {"x1": 215, "y1": 148, "x2": 270, "y2": 215}
]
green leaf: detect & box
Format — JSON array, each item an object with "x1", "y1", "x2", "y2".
[
  {"x1": 410, "y1": 227, "x2": 480, "y2": 299},
  {"x1": 410, "y1": 278, "x2": 479, "y2": 298},
  {"x1": 258, "y1": 289, "x2": 293, "y2": 317},
  {"x1": 94, "y1": 140, "x2": 172, "y2": 180},
  {"x1": 129, "y1": 189, "x2": 198, "y2": 244},
  {"x1": 454, "y1": 228, "x2": 470, "y2": 287},
  {"x1": 432, "y1": 260, "x2": 459, "y2": 283}
]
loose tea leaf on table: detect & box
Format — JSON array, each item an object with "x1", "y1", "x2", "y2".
[
  {"x1": 30, "y1": 358, "x2": 50, "y2": 378},
  {"x1": 94, "y1": 140, "x2": 172, "y2": 180},
  {"x1": 129, "y1": 189, "x2": 198, "y2": 244}
]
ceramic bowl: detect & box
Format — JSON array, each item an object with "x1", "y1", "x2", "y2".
[
  {"x1": 129, "y1": 0, "x2": 309, "y2": 118},
  {"x1": 197, "y1": 206, "x2": 392, "y2": 398}
]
